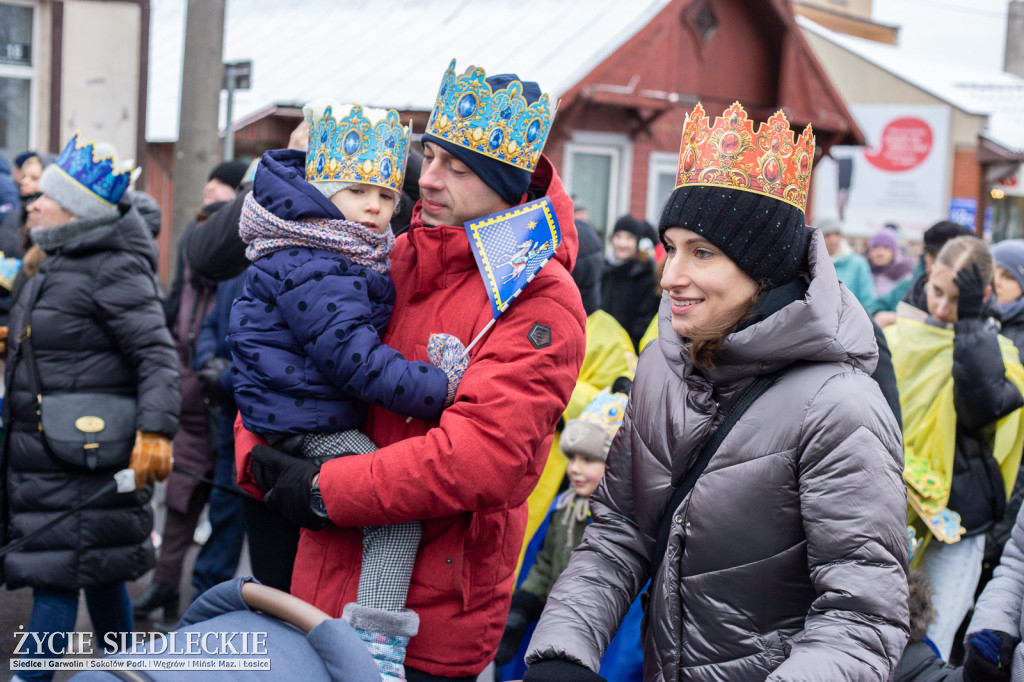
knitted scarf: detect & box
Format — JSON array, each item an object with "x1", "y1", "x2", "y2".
[
  {"x1": 30, "y1": 212, "x2": 119, "y2": 253},
  {"x1": 239, "y1": 192, "x2": 394, "y2": 274},
  {"x1": 554, "y1": 490, "x2": 591, "y2": 548}
]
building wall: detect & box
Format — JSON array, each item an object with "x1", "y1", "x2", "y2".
[
  {"x1": 144, "y1": 141, "x2": 174, "y2": 279},
  {"x1": 797, "y1": 0, "x2": 873, "y2": 19},
  {"x1": 802, "y1": 27, "x2": 987, "y2": 216},
  {"x1": 58, "y1": 0, "x2": 142, "y2": 161},
  {"x1": 551, "y1": 0, "x2": 805, "y2": 241},
  {"x1": 794, "y1": 4, "x2": 897, "y2": 44},
  {"x1": 951, "y1": 148, "x2": 982, "y2": 205}
]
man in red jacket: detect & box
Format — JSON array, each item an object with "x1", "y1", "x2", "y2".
[{"x1": 236, "y1": 60, "x2": 586, "y2": 681}]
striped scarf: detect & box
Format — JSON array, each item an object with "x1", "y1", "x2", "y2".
[{"x1": 239, "y1": 192, "x2": 394, "y2": 274}]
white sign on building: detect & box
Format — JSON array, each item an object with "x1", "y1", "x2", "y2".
[{"x1": 812, "y1": 104, "x2": 951, "y2": 239}]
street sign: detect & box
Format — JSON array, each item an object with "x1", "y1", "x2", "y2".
[{"x1": 222, "y1": 61, "x2": 252, "y2": 91}]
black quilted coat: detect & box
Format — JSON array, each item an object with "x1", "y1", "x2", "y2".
[{"x1": 0, "y1": 205, "x2": 180, "y2": 589}]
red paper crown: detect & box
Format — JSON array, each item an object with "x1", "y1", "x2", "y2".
[{"x1": 675, "y1": 102, "x2": 815, "y2": 212}]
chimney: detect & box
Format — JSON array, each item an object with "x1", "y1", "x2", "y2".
[{"x1": 1006, "y1": 0, "x2": 1024, "y2": 77}]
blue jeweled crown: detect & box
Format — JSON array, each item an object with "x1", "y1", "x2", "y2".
[
  {"x1": 305, "y1": 101, "x2": 411, "y2": 195},
  {"x1": 53, "y1": 132, "x2": 131, "y2": 206},
  {"x1": 424, "y1": 59, "x2": 554, "y2": 173}
]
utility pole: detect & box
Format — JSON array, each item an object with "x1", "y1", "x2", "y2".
[{"x1": 168, "y1": 0, "x2": 226, "y2": 284}]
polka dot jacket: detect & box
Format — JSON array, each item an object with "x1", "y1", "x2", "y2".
[{"x1": 228, "y1": 245, "x2": 450, "y2": 437}]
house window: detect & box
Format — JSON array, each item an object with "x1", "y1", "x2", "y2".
[
  {"x1": 0, "y1": 1, "x2": 37, "y2": 162},
  {"x1": 563, "y1": 132, "x2": 633, "y2": 249},
  {"x1": 646, "y1": 151, "x2": 679, "y2": 226}
]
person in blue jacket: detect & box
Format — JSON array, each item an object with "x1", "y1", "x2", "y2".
[
  {"x1": 820, "y1": 217, "x2": 874, "y2": 306},
  {"x1": 228, "y1": 98, "x2": 467, "y2": 681}
]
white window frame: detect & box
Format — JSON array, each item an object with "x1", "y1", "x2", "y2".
[
  {"x1": 646, "y1": 151, "x2": 679, "y2": 225},
  {"x1": 0, "y1": 0, "x2": 40, "y2": 154},
  {"x1": 562, "y1": 131, "x2": 633, "y2": 252}
]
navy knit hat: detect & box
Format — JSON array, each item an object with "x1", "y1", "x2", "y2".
[
  {"x1": 421, "y1": 73, "x2": 540, "y2": 206},
  {"x1": 659, "y1": 186, "x2": 809, "y2": 289}
]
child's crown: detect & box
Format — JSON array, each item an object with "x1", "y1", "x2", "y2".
[{"x1": 304, "y1": 99, "x2": 411, "y2": 195}]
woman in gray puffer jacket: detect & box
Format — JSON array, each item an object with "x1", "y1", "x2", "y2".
[{"x1": 524, "y1": 104, "x2": 909, "y2": 682}]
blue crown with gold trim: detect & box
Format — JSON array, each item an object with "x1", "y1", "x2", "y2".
[
  {"x1": 305, "y1": 101, "x2": 411, "y2": 195},
  {"x1": 425, "y1": 59, "x2": 554, "y2": 173},
  {"x1": 53, "y1": 132, "x2": 131, "y2": 206}
]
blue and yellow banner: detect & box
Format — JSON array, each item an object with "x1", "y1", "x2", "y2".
[{"x1": 466, "y1": 196, "x2": 561, "y2": 320}]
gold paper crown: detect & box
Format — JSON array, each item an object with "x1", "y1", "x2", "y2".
[
  {"x1": 675, "y1": 102, "x2": 815, "y2": 212},
  {"x1": 304, "y1": 100, "x2": 411, "y2": 195},
  {"x1": 424, "y1": 59, "x2": 554, "y2": 173}
]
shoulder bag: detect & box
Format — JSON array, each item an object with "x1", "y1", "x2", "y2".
[{"x1": 16, "y1": 275, "x2": 137, "y2": 470}]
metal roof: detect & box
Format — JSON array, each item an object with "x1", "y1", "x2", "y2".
[
  {"x1": 799, "y1": 15, "x2": 1024, "y2": 154},
  {"x1": 147, "y1": 0, "x2": 672, "y2": 142}
]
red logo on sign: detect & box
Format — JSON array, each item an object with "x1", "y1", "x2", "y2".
[
  {"x1": 864, "y1": 117, "x2": 933, "y2": 172},
  {"x1": 1000, "y1": 174, "x2": 1020, "y2": 188}
]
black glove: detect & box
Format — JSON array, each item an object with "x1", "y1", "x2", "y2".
[
  {"x1": 963, "y1": 629, "x2": 1018, "y2": 682},
  {"x1": 954, "y1": 263, "x2": 987, "y2": 320},
  {"x1": 196, "y1": 356, "x2": 232, "y2": 404},
  {"x1": 251, "y1": 445, "x2": 327, "y2": 530},
  {"x1": 495, "y1": 590, "x2": 546, "y2": 666},
  {"x1": 524, "y1": 659, "x2": 606, "y2": 682}
]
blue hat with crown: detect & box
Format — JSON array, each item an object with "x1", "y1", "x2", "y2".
[
  {"x1": 39, "y1": 133, "x2": 131, "y2": 220},
  {"x1": 422, "y1": 59, "x2": 555, "y2": 206},
  {"x1": 303, "y1": 99, "x2": 411, "y2": 198}
]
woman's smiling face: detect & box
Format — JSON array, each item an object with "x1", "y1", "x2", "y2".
[{"x1": 660, "y1": 227, "x2": 758, "y2": 339}]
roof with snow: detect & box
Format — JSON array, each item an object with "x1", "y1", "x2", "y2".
[
  {"x1": 146, "y1": 0, "x2": 673, "y2": 143},
  {"x1": 798, "y1": 15, "x2": 1024, "y2": 154}
]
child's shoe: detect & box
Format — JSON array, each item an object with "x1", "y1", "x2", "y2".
[{"x1": 343, "y1": 603, "x2": 419, "y2": 682}]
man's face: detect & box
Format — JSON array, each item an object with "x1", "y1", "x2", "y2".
[{"x1": 418, "y1": 141, "x2": 511, "y2": 226}]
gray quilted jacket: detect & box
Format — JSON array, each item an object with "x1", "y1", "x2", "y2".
[{"x1": 526, "y1": 231, "x2": 909, "y2": 681}]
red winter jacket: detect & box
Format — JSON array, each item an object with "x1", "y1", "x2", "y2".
[{"x1": 235, "y1": 156, "x2": 586, "y2": 677}]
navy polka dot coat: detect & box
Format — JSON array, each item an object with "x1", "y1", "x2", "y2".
[
  {"x1": 228, "y1": 150, "x2": 449, "y2": 437},
  {"x1": 229, "y1": 245, "x2": 449, "y2": 436}
]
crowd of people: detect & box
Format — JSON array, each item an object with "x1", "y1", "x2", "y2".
[{"x1": 5, "y1": 58, "x2": 1024, "y2": 682}]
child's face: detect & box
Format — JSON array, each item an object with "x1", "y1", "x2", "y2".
[
  {"x1": 566, "y1": 454, "x2": 606, "y2": 498},
  {"x1": 330, "y1": 184, "x2": 397, "y2": 233}
]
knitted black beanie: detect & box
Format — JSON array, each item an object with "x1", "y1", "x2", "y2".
[{"x1": 659, "y1": 186, "x2": 809, "y2": 288}]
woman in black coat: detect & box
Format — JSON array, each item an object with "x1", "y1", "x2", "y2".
[
  {"x1": 0, "y1": 137, "x2": 179, "y2": 680},
  {"x1": 600, "y1": 214, "x2": 660, "y2": 350}
]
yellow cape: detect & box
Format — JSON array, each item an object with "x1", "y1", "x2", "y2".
[{"x1": 886, "y1": 317, "x2": 1024, "y2": 557}]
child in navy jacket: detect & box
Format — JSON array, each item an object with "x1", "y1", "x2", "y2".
[{"x1": 228, "y1": 99, "x2": 466, "y2": 681}]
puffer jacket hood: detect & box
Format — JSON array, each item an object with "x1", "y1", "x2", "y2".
[{"x1": 527, "y1": 229, "x2": 908, "y2": 681}]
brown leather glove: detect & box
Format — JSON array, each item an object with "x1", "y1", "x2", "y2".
[
  {"x1": 129, "y1": 431, "x2": 173, "y2": 490},
  {"x1": 0, "y1": 325, "x2": 8, "y2": 356}
]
